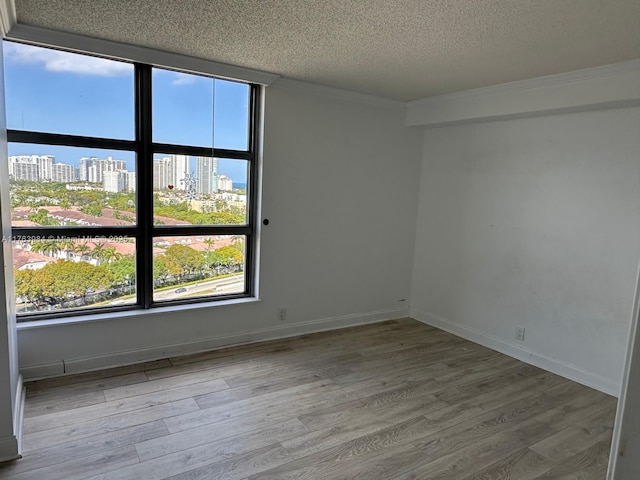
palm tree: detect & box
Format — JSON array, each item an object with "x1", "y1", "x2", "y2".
[
  {"x1": 90, "y1": 242, "x2": 105, "y2": 264},
  {"x1": 43, "y1": 240, "x2": 61, "y2": 258},
  {"x1": 102, "y1": 247, "x2": 122, "y2": 263},
  {"x1": 60, "y1": 239, "x2": 76, "y2": 259},
  {"x1": 74, "y1": 243, "x2": 91, "y2": 261},
  {"x1": 29, "y1": 241, "x2": 48, "y2": 255},
  {"x1": 203, "y1": 237, "x2": 215, "y2": 252}
]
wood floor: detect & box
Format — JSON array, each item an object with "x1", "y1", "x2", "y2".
[{"x1": 0, "y1": 319, "x2": 617, "y2": 479}]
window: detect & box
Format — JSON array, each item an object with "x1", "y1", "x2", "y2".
[{"x1": 4, "y1": 41, "x2": 260, "y2": 321}]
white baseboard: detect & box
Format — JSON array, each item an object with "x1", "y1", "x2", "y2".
[
  {"x1": 21, "y1": 307, "x2": 409, "y2": 380},
  {"x1": 20, "y1": 361, "x2": 64, "y2": 381},
  {"x1": 410, "y1": 308, "x2": 619, "y2": 397}
]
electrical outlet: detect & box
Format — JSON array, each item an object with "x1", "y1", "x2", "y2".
[
  {"x1": 515, "y1": 326, "x2": 526, "y2": 341},
  {"x1": 277, "y1": 308, "x2": 287, "y2": 321}
]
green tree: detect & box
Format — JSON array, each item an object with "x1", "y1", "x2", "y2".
[
  {"x1": 80, "y1": 204, "x2": 103, "y2": 217},
  {"x1": 155, "y1": 254, "x2": 183, "y2": 282},
  {"x1": 27, "y1": 208, "x2": 60, "y2": 226},
  {"x1": 164, "y1": 244, "x2": 202, "y2": 278},
  {"x1": 204, "y1": 246, "x2": 244, "y2": 274},
  {"x1": 16, "y1": 260, "x2": 112, "y2": 309},
  {"x1": 14, "y1": 269, "x2": 48, "y2": 310},
  {"x1": 107, "y1": 255, "x2": 135, "y2": 287}
]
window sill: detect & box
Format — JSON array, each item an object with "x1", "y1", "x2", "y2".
[{"x1": 15, "y1": 296, "x2": 262, "y2": 330}]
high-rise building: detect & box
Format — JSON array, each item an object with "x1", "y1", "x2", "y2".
[
  {"x1": 103, "y1": 170, "x2": 125, "y2": 193},
  {"x1": 124, "y1": 171, "x2": 136, "y2": 193},
  {"x1": 80, "y1": 156, "x2": 126, "y2": 183},
  {"x1": 103, "y1": 169, "x2": 135, "y2": 193},
  {"x1": 153, "y1": 155, "x2": 191, "y2": 191},
  {"x1": 195, "y1": 156, "x2": 218, "y2": 195},
  {"x1": 171, "y1": 154, "x2": 190, "y2": 191},
  {"x1": 50, "y1": 163, "x2": 76, "y2": 182},
  {"x1": 153, "y1": 157, "x2": 171, "y2": 190},
  {"x1": 217, "y1": 175, "x2": 233, "y2": 191},
  {"x1": 36, "y1": 155, "x2": 55, "y2": 180},
  {"x1": 12, "y1": 162, "x2": 39, "y2": 181},
  {"x1": 9, "y1": 154, "x2": 55, "y2": 181},
  {"x1": 79, "y1": 157, "x2": 97, "y2": 181}
]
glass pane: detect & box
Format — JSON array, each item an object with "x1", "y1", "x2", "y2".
[
  {"x1": 152, "y1": 69, "x2": 250, "y2": 150},
  {"x1": 153, "y1": 155, "x2": 248, "y2": 225},
  {"x1": 9, "y1": 143, "x2": 136, "y2": 227},
  {"x1": 13, "y1": 237, "x2": 137, "y2": 318},
  {"x1": 152, "y1": 68, "x2": 214, "y2": 147},
  {"x1": 214, "y1": 79, "x2": 249, "y2": 151},
  {"x1": 153, "y1": 235, "x2": 245, "y2": 301},
  {"x1": 3, "y1": 41, "x2": 134, "y2": 139}
]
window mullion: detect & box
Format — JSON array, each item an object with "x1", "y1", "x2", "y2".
[{"x1": 136, "y1": 64, "x2": 154, "y2": 309}]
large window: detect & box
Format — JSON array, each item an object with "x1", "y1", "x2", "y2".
[{"x1": 4, "y1": 41, "x2": 259, "y2": 321}]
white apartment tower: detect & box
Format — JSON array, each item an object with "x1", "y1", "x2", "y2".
[
  {"x1": 50, "y1": 163, "x2": 76, "y2": 183},
  {"x1": 153, "y1": 157, "x2": 171, "y2": 190},
  {"x1": 103, "y1": 170, "x2": 125, "y2": 193},
  {"x1": 9, "y1": 154, "x2": 55, "y2": 181},
  {"x1": 195, "y1": 156, "x2": 219, "y2": 195},
  {"x1": 171, "y1": 154, "x2": 190, "y2": 191},
  {"x1": 217, "y1": 175, "x2": 233, "y2": 191},
  {"x1": 80, "y1": 156, "x2": 127, "y2": 183},
  {"x1": 12, "y1": 162, "x2": 39, "y2": 181},
  {"x1": 124, "y1": 171, "x2": 136, "y2": 193}
]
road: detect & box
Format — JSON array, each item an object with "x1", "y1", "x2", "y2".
[{"x1": 153, "y1": 274, "x2": 244, "y2": 301}]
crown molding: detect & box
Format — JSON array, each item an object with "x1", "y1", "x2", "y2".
[
  {"x1": 6, "y1": 23, "x2": 280, "y2": 86},
  {"x1": 407, "y1": 59, "x2": 640, "y2": 128}
]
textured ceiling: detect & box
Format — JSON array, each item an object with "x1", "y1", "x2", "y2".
[{"x1": 13, "y1": 0, "x2": 640, "y2": 101}]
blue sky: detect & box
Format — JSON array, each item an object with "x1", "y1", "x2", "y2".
[{"x1": 3, "y1": 41, "x2": 250, "y2": 183}]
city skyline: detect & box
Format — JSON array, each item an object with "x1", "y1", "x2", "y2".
[
  {"x1": 4, "y1": 41, "x2": 251, "y2": 182},
  {"x1": 9, "y1": 153, "x2": 242, "y2": 194},
  {"x1": 7, "y1": 147, "x2": 247, "y2": 186}
]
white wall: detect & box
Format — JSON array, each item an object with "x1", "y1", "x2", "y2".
[
  {"x1": 410, "y1": 106, "x2": 640, "y2": 394},
  {"x1": 15, "y1": 79, "x2": 422, "y2": 376}
]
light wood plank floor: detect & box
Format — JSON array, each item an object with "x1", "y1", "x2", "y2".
[{"x1": 0, "y1": 319, "x2": 617, "y2": 479}]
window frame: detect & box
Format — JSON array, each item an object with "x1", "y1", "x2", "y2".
[{"x1": 6, "y1": 42, "x2": 261, "y2": 321}]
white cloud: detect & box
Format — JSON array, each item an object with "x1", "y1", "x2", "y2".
[
  {"x1": 170, "y1": 72, "x2": 197, "y2": 86},
  {"x1": 4, "y1": 42, "x2": 131, "y2": 77}
]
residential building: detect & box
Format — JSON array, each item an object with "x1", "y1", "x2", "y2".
[
  {"x1": 195, "y1": 156, "x2": 218, "y2": 195},
  {"x1": 50, "y1": 163, "x2": 76, "y2": 183},
  {"x1": 79, "y1": 156, "x2": 126, "y2": 183},
  {"x1": 103, "y1": 170, "x2": 124, "y2": 193},
  {"x1": 11, "y1": 161, "x2": 38, "y2": 181},
  {"x1": 217, "y1": 174, "x2": 232, "y2": 191}
]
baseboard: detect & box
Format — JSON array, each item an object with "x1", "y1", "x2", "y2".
[
  {"x1": 410, "y1": 308, "x2": 619, "y2": 397},
  {"x1": 22, "y1": 307, "x2": 409, "y2": 380},
  {"x1": 20, "y1": 361, "x2": 64, "y2": 381}
]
